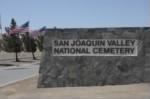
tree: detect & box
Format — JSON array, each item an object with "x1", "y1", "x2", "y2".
[
  {"x1": 10, "y1": 18, "x2": 17, "y2": 30},
  {"x1": 22, "y1": 32, "x2": 37, "y2": 60},
  {"x1": 30, "y1": 37, "x2": 37, "y2": 60},
  {"x1": 2, "y1": 34, "x2": 14, "y2": 52},
  {"x1": 7, "y1": 18, "x2": 22, "y2": 62},
  {"x1": 2, "y1": 34, "x2": 23, "y2": 61},
  {"x1": 36, "y1": 35, "x2": 44, "y2": 51},
  {"x1": 0, "y1": 39, "x2": 2, "y2": 51}
]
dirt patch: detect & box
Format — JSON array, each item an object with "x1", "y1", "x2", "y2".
[{"x1": 0, "y1": 76, "x2": 149, "y2": 98}]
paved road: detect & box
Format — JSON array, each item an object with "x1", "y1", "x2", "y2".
[{"x1": 0, "y1": 63, "x2": 39, "y2": 87}]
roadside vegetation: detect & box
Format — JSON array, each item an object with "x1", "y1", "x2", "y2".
[{"x1": 0, "y1": 18, "x2": 46, "y2": 62}]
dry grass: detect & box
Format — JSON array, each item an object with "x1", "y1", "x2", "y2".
[{"x1": 0, "y1": 51, "x2": 41, "y2": 67}]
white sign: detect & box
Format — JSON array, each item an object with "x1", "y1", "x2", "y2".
[{"x1": 52, "y1": 39, "x2": 138, "y2": 56}]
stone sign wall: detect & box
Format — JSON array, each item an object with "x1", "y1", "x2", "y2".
[{"x1": 38, "y1": 27, "x2": 150, "y2": 88}]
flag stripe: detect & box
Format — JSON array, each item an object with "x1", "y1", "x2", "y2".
[{"x1": 10, "y1": 21, "x2": 30, "y2": 34}]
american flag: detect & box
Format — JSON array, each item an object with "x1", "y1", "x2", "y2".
[
  {"x1": 30, "y1": 26, "x2": 46, "y2": 38},
  {"x1": 10, "y1": 21, "x2": 30, "y2": 34},
  {"x1": 39, "y1": 26, "x2": 46, "y2": 32}
]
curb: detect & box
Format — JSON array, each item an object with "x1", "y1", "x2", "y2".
[
  {"x1": 0, "y1": 62, "x2": 40, "y2": 70},
  {"x1": 0, "y1": 74, "x2": 38, "y2": 88},
  {"x1": 0, "y1": 56, "x2": 41, "y2": 61}
]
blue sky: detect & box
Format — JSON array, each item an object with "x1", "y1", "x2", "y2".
[{"x1": 0, "y1": 0, "x2": 149, "y2": 30}]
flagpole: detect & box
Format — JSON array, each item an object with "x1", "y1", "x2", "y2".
[{"x1": 0, "y1": 15, "x2": 2, "y2": 34}]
